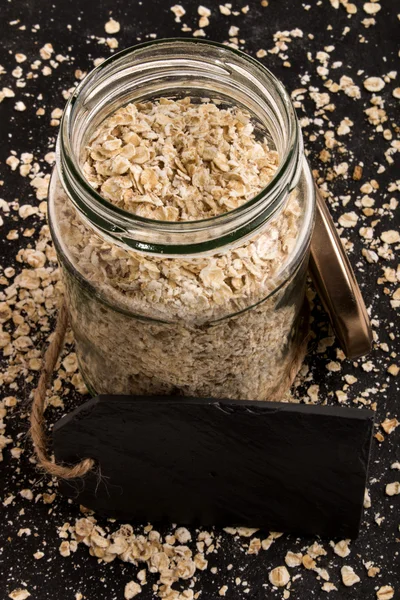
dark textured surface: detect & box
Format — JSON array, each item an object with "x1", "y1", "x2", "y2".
[
  {"x1": 0, "y1": 1, "x2": 399, "y2": 599},
  {"x1": 54, "y1": 395, "x2": 374, "y2": 537}
]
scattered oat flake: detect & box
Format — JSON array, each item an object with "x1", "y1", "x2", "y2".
[
  {"x1": 171, "y1": 4, "x2": 186, "y2": 21},
  {"x1": 124, "y1": 581, "x2": 142, "y2": 599},
  {"x1": 107, "y1": 38, "x2": 119, "y2": 49},
  {"x1": 59, "y1": 541, "x2": 71, "y2": 557},
  {"x1": 269, "y1": 566, "x2": 290, "y2": 587},
  {"x1": 285, "y1": 551, "x2": 303, "y2": 567},
  {"x1": 198, "y1": 5, "x2": 211, "y2": 17},
  {"x1": 322, "y1": 582, "x2": 338, "y2": 592},
  {"x1": 341, "y1": 566, "x2": 360, "y2": 586},
  {"x1": 19, "y1": 489, "x2": 33, "y2": 500},
  {"x1": 337, "y1": 117, "x2": 353, "y2": 135},
  {"x1": 219, "y1": 4, "x2": 231, "y2": 15},
  {"x1": 224, "y1": 526, "x2": 260, "y2": 537},
  {"x1": 244, "y1": 537, "x2": 260, "y2": 555},
  {"x1": 364, "y1": 77, "x2": 385, "y2": 92},
  {"x1": 6, "y1": 155, "x2": 20, "y2": 170},
  {"x1": 334, "y1": 539, "x2": 351, "y2": 558},
  {"x1": 1, "y1": 87, "x2": 15, "y2": 100},
  {"x1": 51, "y1": 108, "x2": 63, "y2": 119},
  {"x1": 14, "y1": 101, "x2": 26, "y2": 111},
  {"x1": 104, "y1": 18, "x2": 120, "y2": 34},
  {"x1": 376, "y1": 586, "x2": 395, "y2": 600},
  {"x1": 315, "y1": 567, "x2": 330, "y2": 581},
  {"x1": 310, "y1": 91, "x2": 330, "y2": 108},
  {"x1": 327, "y1": 361, "x2": 341, "y2": 372},
  {"x1": 387, "y1": 364, "x2": 399, "y2": 376},
  {"x1": 307, "y1": 542, "x2": 327, "y2": 559},
  {"x1": 385, "y1": 481, "x2": 400, "y2": 496},
  {"x1": 39, "y1": 43, "x2": 54, "y2": 59},
  {"x1": 381, "y1": 418, "x2": 399, "y2": 434},
  {"x1": 368, "y1": 565, "x2": 381, "y2": 577},
  {"x1": 307, "y1": 384, "x2": 319, "y2": 403},
  {"x1": 380, "y1": 230, "x2": 400, "y2": 244},
  {"x1": 8, "y1": 591, "x2": 30, "y2": 600},
  {"x1": 339, "y1": 212, "x2": 358, "y2": 228},
  {"x1": 363, "y1": 2, "x2": 381, "y2": 14},
  {"x1": 175, "y1": 526, "x2": 191, "y2": 543}
]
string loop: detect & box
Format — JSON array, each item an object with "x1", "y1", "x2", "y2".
[{"x1": 30, "y1": 301, "x2": 94, "y2": 479}]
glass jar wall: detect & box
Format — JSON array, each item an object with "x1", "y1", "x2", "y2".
[{"x1": 48, "y1": 39, "x2": 315, "y2": 401}]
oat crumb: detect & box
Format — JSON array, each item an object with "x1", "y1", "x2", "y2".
[
  {"x1": 198, "y1": 5, "x2": 211, "y2": 17},
  {"x1": 334, "y1": 539, "x2": 350, "y2": 558},
  {"x1": 104, "y1": 18, "x2": 120, "y2": 34},
  {"x1": 387, "y1": 364, "x2": 399, "y2": 376},
  {"x1": 124, "y1": 581, "x2": 142, "y2": 599},
  {"x1": 171, "y1": 4, "x2": 186, "y2": 21},
  {"x1": 385, "y1": 482, "x2": 400, "y2": 496},
  {"x1": 381, "y1": 418, "x2": 399, "y2": 434},
  {"x1": 322, "y1": 582, "x2": 338, "y2": 592},
  {"x1": 8, "y1": 591, "x2": 30, "y2": 600},
  {"x1": 14, "y1": 101, "x2": 26, "y2": 112},
  {"x1": 341, "y1": 566, "x2": 360, "y2": 587}
]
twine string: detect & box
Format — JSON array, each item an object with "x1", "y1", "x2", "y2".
[{"x1": 30, "y1": 300, "x2": 95, "y2": 479}]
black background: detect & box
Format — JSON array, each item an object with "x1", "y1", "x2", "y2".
[{"x1": 0, "y1": 1, "x2": 399, "y2": 599}]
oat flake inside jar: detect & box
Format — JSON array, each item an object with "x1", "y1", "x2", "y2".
[{"x1": 48, "y1": 39, "x2": 315, "y2": 401}]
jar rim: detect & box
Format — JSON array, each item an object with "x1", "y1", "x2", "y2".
[{"x1": 58, "y1": 38, "x2": 302, "y2": 254}]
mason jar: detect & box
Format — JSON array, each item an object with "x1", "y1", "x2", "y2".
[{"x1": 48, "y1": 39, "x2": 315, "y2": 401}]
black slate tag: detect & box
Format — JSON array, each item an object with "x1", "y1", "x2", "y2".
[{"x1": 53, "y1": 396, "x2": 374, "y2": 538}]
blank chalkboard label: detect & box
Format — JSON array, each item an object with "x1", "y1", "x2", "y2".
[{"x1": 53, "y1": 395, "x2": 374, "y2": 537}]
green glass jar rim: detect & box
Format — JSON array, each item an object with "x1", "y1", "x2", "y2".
[{"x1": 58, "y1": 38, "x2": 302, "y2": 255}]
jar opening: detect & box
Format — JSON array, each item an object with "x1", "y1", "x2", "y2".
[{"x1": 58, "y1": 39, "x2": 302, "y2": 254}]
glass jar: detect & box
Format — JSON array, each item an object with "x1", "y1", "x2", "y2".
[{"x1": 48, "y1": 39, "x2": 315, "y2": 401}]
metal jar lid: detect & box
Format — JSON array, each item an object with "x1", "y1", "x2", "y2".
[{"x1": 309, "y1": 186, "x2": 373, "y2": 360}]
